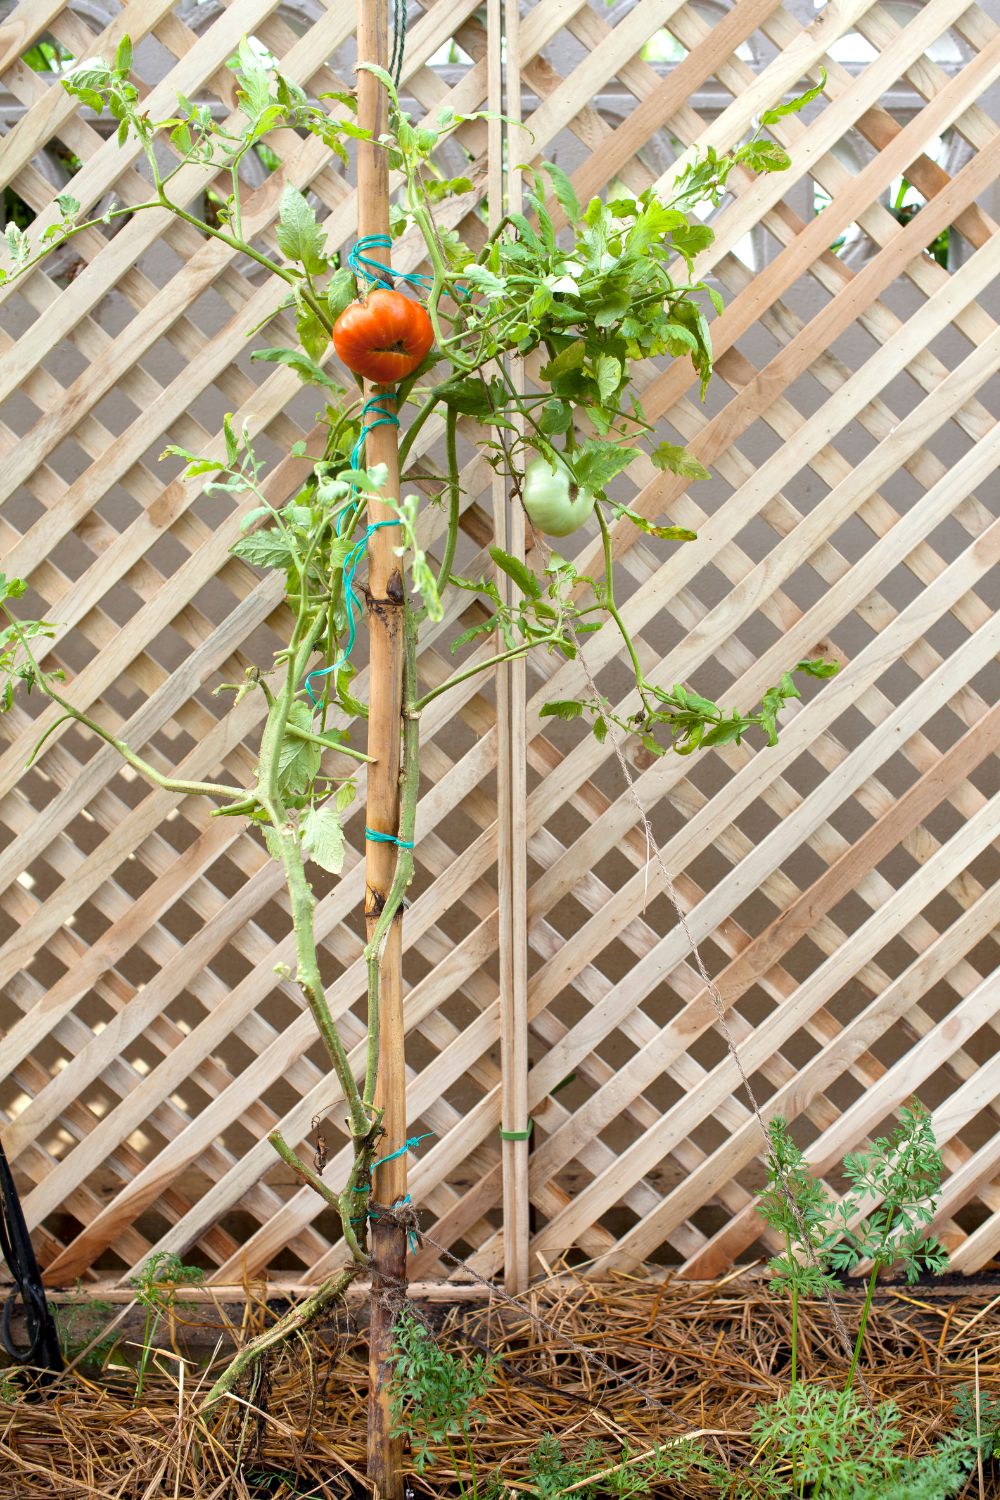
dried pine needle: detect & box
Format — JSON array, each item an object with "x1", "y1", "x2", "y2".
[{"x1": 2, "y1": 1273, "x2": 999, "y2": 1497}]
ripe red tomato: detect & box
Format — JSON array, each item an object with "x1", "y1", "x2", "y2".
[{"x1": 332, "y1": 289, "x2": 434, "y2": 383}]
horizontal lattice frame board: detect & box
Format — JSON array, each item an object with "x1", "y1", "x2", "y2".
[{"x1": 0, "y1": 0, "x2": 999, "y2": 1289}]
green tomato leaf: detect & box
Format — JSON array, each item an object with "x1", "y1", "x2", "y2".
[
  {"x1": 425, "y1": 176, "x2": 463, "y2": 202},
  {"x1": 183, "y1": 458, "x2": 227, "y2": 479},
  {"x1": 4, "y1": 223, "x2": 29, "y2": 266},
  {"x1": 539, "y1": 700, "x2": 583, "y2": 721},
  {"x1": 234, "y1": 36, "x2": 271, "y2": 121},
  {"x1": 353, "y1": 62, "x2": 395, "y2": 102},
  {"x1": 489, "y1": 546, "x2": 541, "y2": 598},
  {"x1": 295, "y1": 292, "x2": 328, "y2": 362},
  {"x1": 277, "y1": 701, "x2": 322, "y2": 795},
  {"x1": 169, "y1": 121, "x2": 192, "y2": 156},
  {"x1": 223, "y1": 413, "x2": 239, "y2": 467},
  {"x1": 463, "y1": 263, "x2": 507, "y2": 299},
  {"x1": 302, "y1": 803, "x2": 346, "y2": 874},
  {"x1": 574, "y1": 443, "x2": 639, "y2": 492},
  {"x1": 439, "y1": 376, "x2": 495, "y2": 418},
  {"x1": 626, "y1": 200, "x2": 686, "y2": 254},
  {"x1": 451, "y1": 618, "x2": 498, "y2": 654},
  {"x1": 539, "y1": 399, "x2": 572, "y2": 435},
  {"x1": 276, "y1": 183, "x2": 327, "y2": 274},
  {"x1": 739, "y1": 139, "x2": 792, "y2": 173},
  {"x1": 592, "y1": 293, "x2": 631, "y2": 328},
  {"x1": 160, "y1": 442, "x2": 203, "y2": 464},
  {"x1": 670, "y1": 223, "x2": 714, "y2": 263},
  {"x1": 542, "y1": 161, "x2": 581, "y2": 222},
  {"x1": 540, "y1": 341, "x2": 586, "y2": 382},
  {"x1": 251, "y1": 346, "x2": 343, "y2": 392},
  {"x1": 595, "y1": 354, "x2": 622, "y2": 403},
  {"x1": 760, "y1": 69, "x2": 827, "y2": 126},
  {"x1": 231, "y1": 528, "x2": 296, "y2": 570},
  {"x1": 700, "y1": 719, "x2": 745, "y2": 747},
  {"x1": 612, "y1": 504, "x2": 697, "y2": 542},
  {"x1": 114, "y1": 33, "x2": 133, "y2": 76},
  {"x1": 795, "y1": 657, "x2": 840, "y2": 678},
  {"x1": 650, "y1": 442, "x2": 711, "y2": 480}
]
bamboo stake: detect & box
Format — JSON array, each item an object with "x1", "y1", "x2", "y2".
[
  {"x1": 492, "y1": 0, "x2": 531, "y2": 1296},
  {"x1": 356, "y1": 3, "x2": 407, "y2": 1495}
]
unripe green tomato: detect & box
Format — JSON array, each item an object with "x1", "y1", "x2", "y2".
[{"x1": 522, "y1": 456, "x2": 596, "y2": 537}]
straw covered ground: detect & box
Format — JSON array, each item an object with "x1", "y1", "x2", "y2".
[{"x1": 2, "y1": 1272, "x2": 1000, "y2": 1498}]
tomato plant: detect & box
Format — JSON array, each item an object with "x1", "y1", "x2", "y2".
[
  {"x1": 333, "y1": 287, "x2": 434, "y2": 382},
  {"x1": 0, "y1": 34, "x2": 834, "y2": 1408}
]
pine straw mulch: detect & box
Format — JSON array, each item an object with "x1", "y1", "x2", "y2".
[{"x1": 3, "y1": 1270, "x2": 1000, "y2": 1498}]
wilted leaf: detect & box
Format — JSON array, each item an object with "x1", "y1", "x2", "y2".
[{"x1": 302, "y1": 803, "x2": 346, "y2": 874}]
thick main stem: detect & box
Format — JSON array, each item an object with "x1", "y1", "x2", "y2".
[
  {"x1": 357, "y1": 9, "x2": 408, "y2": 1496},
  {"x1": 201, "y1": 1266, "x2": 361, "y2": 1412}
]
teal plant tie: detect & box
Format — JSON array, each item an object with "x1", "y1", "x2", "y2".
[
  {"x1": 348, "y1": 234, "x2": 431, "y2": 295},
  {"x1": 303, "y1": 514, "x2": 400, "y2": 705},
  {"x1": 499, "y1": 1120, "x2": 534, "y2": 1141},
  {"x1": 348, "y1": 235, "x2": 394, "y2": 289},
  {"x1": 365, "y1": 827, "x2": 414, "y2": 850},
  {"x1": 350, "y1": 395, "x2": 399, "y2": 465},
  {"x1": 350, "y1": 1132, "x2": 431, "y2": 1249},
  {"x1": 370, "y1": 1131, "x2": 433, "y2": 1171},
  {"x1": 304, "y1": 391, "x2": 401, "y2": 706},
  {"x1": 367, "y1": 1193, "x2": 419, "y2": 1253}
]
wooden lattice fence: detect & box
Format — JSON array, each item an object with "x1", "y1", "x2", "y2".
[{"x1": 1, "y1": 0, "x2": 999, "y2": 1293}]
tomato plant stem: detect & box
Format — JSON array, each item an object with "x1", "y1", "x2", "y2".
[
  {"x1": 436, "y1": 405, "x2": 461, "y2": 593},
  {"x1": 595, "y1": 504, "x2": 653, "y2": 716}
]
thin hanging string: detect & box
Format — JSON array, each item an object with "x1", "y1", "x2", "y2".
[
  {"x1": 561, "y1": 605, "x2": 876, "y2": 1411},
  {"x1": 474, "y1": 415, "x2": 871, "y2": 1397}
]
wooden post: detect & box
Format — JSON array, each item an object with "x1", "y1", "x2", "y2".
[{"x1": 357, "y1": 3, "x2": 407, "y2": 1496}]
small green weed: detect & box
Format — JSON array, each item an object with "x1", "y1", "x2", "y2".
[
  {"x1": 954, "y1": 1382, "x2": 1000, "y2": 1461},
  {"x1": 53, "y1": 1292, "x2": 118, "y2": 1367},
  {"x1": 728, "y1": 1386, "x2": 977, "y2": 1499},
  {"x1": 520, "y1": 1433, "x2": 723, "y2": 1499},
  {"x1": 738, "y1": 1102, "x2": 963, "y2": 1499},
  {"x1": 128, "y1": 1251, "x2": 203, "y2": 1404},
  {"x1": 389, "y1": 1307, "x2": 497, "y2": 1499},
  {"x1": 759, "y1": 1102, "x2": 948, "y2": 1397},
  {"x1": 525, "y1": 1433, "x2": 600, "y2": 1499}
]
